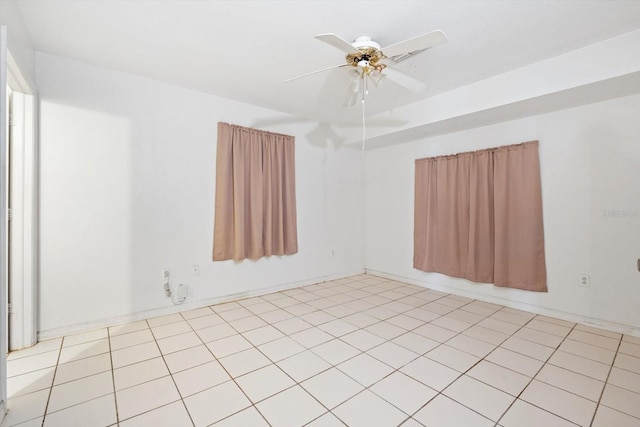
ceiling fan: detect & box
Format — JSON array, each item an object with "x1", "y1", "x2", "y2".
[{"x1": 285, "y1": 30, "x2": 448, "y2": 106}]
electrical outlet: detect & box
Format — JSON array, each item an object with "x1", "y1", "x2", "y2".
[
  {"x1": 191, "y1": 265, "x2": 199, "y2": 276},
  {"x1": 579, "y1": 274, "x2": 590, "y2": 287}
]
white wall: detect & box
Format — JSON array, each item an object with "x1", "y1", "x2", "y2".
[
  {"x1": 365, "y1": 94, "x2": 640, "y2": 332},
  {"x1": 37, "y1": 52, "x2": 364, "y2": 336}
]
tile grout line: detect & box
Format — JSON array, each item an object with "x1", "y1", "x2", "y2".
[{"x1": 588, "y1": 334, "x2": 624, "y2": 427}]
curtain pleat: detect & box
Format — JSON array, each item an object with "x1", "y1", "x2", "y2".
[
  {"x1": 213, "y1": 122, "x2": 297, "y2": 261},
  {"x1": 414, "y1": 140, "x2": 547, "y2": 292}
]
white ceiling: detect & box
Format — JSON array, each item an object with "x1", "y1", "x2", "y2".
[{"x1": 15, "y1": 0, "x2": 640, "y2": 125}]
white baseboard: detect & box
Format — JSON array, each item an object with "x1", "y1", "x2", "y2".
[
  {"x1": 366, "y1": 268, "x2": 640, "y2": 338},
  {"x1": 37, "y1": 269, "x2": 365, "y2": 341}
]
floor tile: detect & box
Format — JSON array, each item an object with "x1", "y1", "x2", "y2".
[
  {"x1": 235, "y1": 364, "x2": 295, "y2": 403},
  {"x1": 478, "y1": 317, "x2": 521, "y2": 335},
  {"x1": 151, "y1": 321, "x2": 192, "y2": 340},
  {"x1": 53, "y1": 353, "x2": 112, "y2": 385},
  {"x1": 4, "y1": 389, "x2": 49, "y2": 426},
  {"x1": 7, "y1": 367, "x2": 56, "y2": 398},
  {"x1": 109, "y1": 329, "x2": 154, "y2": 351},
  {"x1": 119, "y1": 401, "x2": 193, "y2": 427},
  {"x1": 392, "y1": 331, "x2": 439, "y2": 354},
  {"x1": 277, "y1": 350, "x2": 332, "y2": 382},
  {"x1": 386, "y1": 314, "x2": 425, "y2": 330},
  {"x1": 430, "y1": 315, "x2": 472, "y2": 333},
  {"x1": 164, "y1": 345, "x2": 215, "y2": 374},
  {"x1": 256, "y1": 385, "x2": 326, "y2": 427},
  {"x1": 446, "y1": 334, "x2": 496, "y2": 358},
  {"x1": 500, "y1": 399, "x2": 577, "y2": 427},
  {"x1": 206, "y1": 334, "x2": 253, "y2": 358},
  {"x1": 301, "y1": 367, "x2": 364, "y2": 409},
  {"x1": 600, "y1": 383, "x2": 640, "y2": 419},
  {"x1": 370, "y1": 371, "x2": 437, "y2": 415},
  {"x1": 413, "y1": 394, "x2": 494, "y2": 427},
  {"x1": 614, "y1": 353, "x2": 640, "y2": 374},
  {"x1": 212, "y1": 406, "x2": 269, "y2": 426},
  {"x1": 400, "y1": 356, "x2": 461, "y2": 391},
  {"x1": 514, "y1": 327, "x2": 564, "y2": 348},
  {"x1": 228, "y1": 315, "x2": 268, "y2": 333},
  {"x1": 43, "y1": 394, "x2": 116, "y2": 427},
  {"x1": 317, "y1": 319, "x2": 358, "y2": 337},
  {"x1": 108, "y1": 320, "x2": 149, "y2": 337},
  {"x1": 607, "y1": 366, "x2": 640, "y2": 394},
  {"x1": 157, "y1": 331, "x2": 202, "y2": 355},
  {"x1": 337, "y1": 353, "x2": 394, "y2": 387},
  {"x1": 62, "y1": 328, "x2": 108, "y2": 348},
  {"x1": 571, "y1": 326, "x2": 621, "y2": 346},
  {"x1": 113, "y1": 357, "x2": 169, "y2": 391},
  {"x1": 500, "y1": 336, "x2": 554, "y2": 361},
  {"x1": 186, "y1": 313, "x2": 225, "y2": 330},
  {"x1": 466, "y1": 360, "x2": 530, "y2": 396},
  {"x1": 535, "y1": 363, "x2": 604, "y2": 401},
  {"x1": 217, "y1": 307, "x2": 254, "y2": 322},
  {"x1": 486, "y1": 347, "x2": 544, "y2": 377},
  {"x1": 290, "y1": 327, "x2": 333, "y2": 348},
  {"x1": 443, "y1": 375, "x2": 514, "y2": 421},
  {"x1": 7, "y1": 339, "x2": 62, "y2": 361},
  {"x1": 368, "y1": 341, "x2": 419, "y2": 369},
  {"x1": 365, "y1": 321, "x2": 406, "y2": 340},
  {"x1": 305, "y1": 412, "x2": 347, "y2": 426},
  {"x1": 299, "y1": 310, "x2": 336, "y2": 326},
  {"x1": 110, "y1": 341, "x2": 161, "y2": 369},
  {"x1": 340, "y1": 329, "x2": 386, "y2": 352},
  {"x1": 412, "y1": 323, "x2": 457, "y2": 343},
  {"x1": 57, "y1": 339, "x2": 110, "y2": 364},
  {"x1": 47, "y1": 371, "x2": 113, "y2": 413},
  {"x1": 180, "y1": 306, "x2": 213, "y2": 320},
  {"x1": 272, "y1": 317, "x2": 313, "y2": 335},
  {"x1": 172, "y1": 361, "x2": 230, "y2": 397},
  {"x1": 258, "y1": 336, "x2": 306, "y2": 362},
  {"x1": 196, "y1": 323, "x2": 238, "y2": 343},
  {"x1": 116, "y1": 376, "x2": 181, "y2": 421},
  {"x1": 184, "y1": 380, "x2": 251, "y2": 426},
  {"x1": 520, "y1": 379, "x2": 596, "y2": 426},
  {"x1": 311, "y1": 339, "x2": 360, "y2": 365},
  {"x1": 559, "y1": 338, "x2": 616, "y2": 364},
  {"x1": 333, "y1": 390, "x2": 407, "y2": 427},
  {"x1": 592, "y1": 405, "x2": 640, "y2": 427},
  {"x1": 241, "y1": 325, "x2": 285, "y2": 346},
  {"x1": 425, "y1": 344, "x2": 480, "y2": 372},
  {"x1": 147, "y1": 313, "x2": 183, "y2": 327},
  {"x1": 525, "y1": 318, "x2": 572, "y2": 337},
  {"x1": 342, "y1": 312, "x2": 378, "y2": 328},
  {"x1": 258, "y1": 308, "x2": 294, "y2": 324},
  {"x1": 619, "y1": 340, "x2": 640, "y2": 357},
  {"x1": 548, "y1": 350, "x2": 610, "y2": 381},
  {"x1": 219, "y1": 347, "x2": 271, "y2": 377}
]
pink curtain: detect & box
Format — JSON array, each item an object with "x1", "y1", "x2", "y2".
[
  {"x1": 213, "y1": 122, "x2": 298, "y2": 261},
  {"x1": 414, "y1": 141, "x2": 547, "y2": 292}
]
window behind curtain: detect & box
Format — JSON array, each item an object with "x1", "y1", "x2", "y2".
[
  {"x1": 414, "y1": 140, "x2": 547, "y2": 292},
  {"x1": 213, "y1": 122, "x2": 298, "y2": 261}
]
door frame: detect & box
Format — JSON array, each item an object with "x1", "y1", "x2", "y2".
[
  {"x1": 7, "y1": 48, "x2": 38, "y2": 351},
  {"x1": 1, "y1": 24, "x2": 9, "y2": 426}
]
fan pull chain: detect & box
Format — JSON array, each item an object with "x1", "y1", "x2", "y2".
[{"x1": 361, "y1": 74, "x2": 367, "y2": 152}]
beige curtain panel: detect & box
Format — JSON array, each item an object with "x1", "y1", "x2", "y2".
[
  {"x1": 414, "y1": 140, "x2": 547, "y2": 292},
  {"x1": 213, "y1": 122, "x2": 298, "y2": 261}
]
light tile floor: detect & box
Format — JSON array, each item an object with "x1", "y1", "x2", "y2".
[{"x1": 4, "y1": 274, "x2": 640, "y2": 426}]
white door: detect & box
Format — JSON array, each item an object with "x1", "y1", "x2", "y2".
[{"x1": 1, "y1": 25, "x2": 10, "y2": 425}]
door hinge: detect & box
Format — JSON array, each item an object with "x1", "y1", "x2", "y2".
[
  {"x1": 7, "y1": 208, "x2": 12, "y2": 221},
  {"x1": 8, "y1": 112, "x2": 15, "y2": 126},
  {"x1": 7, "y1": 303, "x2": 11, "y2": 316}
]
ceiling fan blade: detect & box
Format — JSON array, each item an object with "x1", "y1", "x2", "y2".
[
  {"x1": 383, "y1": 67, "x2": 428, "y2": 93},
  {"x1": 315, "y1": 33, "x2": 361, "y2": 54},
  {"x1": 284, "y1": 64, "x2": 349, "y2": 83},
  {"x1": 381, "y1": 30, "x2": 448, "y2": 59}
]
